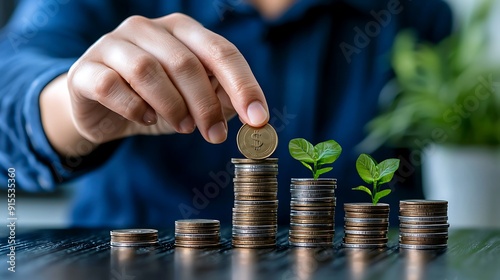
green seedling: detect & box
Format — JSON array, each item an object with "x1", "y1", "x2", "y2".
[
  {"x1": 289, "y1": 138, "x2": 342, "y2": 179},
  {"x1": 353, "y1": 154, "x2": 400, "y2": 205}
]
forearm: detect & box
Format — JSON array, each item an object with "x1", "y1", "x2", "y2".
[
  {"x1": 40, "y1": 74, "x2": 97, "y2": 157},
  {"x1": 0, "y1": 0, "x2": 128, "y2": 190}
]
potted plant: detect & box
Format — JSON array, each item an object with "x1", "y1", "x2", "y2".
[
  {"x1": 358, "y1": 0, "x2": 500, "y2": 228},
  {"x1": 287, "y1": 138, "x2": 342, "y2": 247},
  {"x1": 343, "y1": 154, "x2": 400, "y2": 248}
]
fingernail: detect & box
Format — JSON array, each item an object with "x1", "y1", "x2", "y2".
[
  {"x1": 179, "y1": 116, "x2": 195, "y2": 133},
  {"x1": 208, "y1": 121, "x2": 227, "y2": 144},
  {"x1": 247, "y1": 101, "x2": 268, "y2": 126},
  {"x1": 143, "y1": 109, "x2": 157, "y2": 125}
]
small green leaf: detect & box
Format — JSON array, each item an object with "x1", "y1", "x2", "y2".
[
  {"x1": 289, "y1": 138, "x2": 315, "y2": 163},
  {"x1": 373, "y1": 189, "x2": 392, "y2": 204},
  {"x1": 315, "y1": 140, "x2": 342, "y2": 165},
  {"x1": 356, "y1": 154, "x2": 377, "y2": 184},
  {"x1": 315, "y1": 167, "x2": 333, "y2": 178},
  {"x1": 352, "y1": 185, "x2": 372, "y2": 197},
  {"x1": 377, "y1": 159, "x2": 400, "y2": 184},
  {"x1": 300, "y1": 161, "x2": 313, "y2": 172}
]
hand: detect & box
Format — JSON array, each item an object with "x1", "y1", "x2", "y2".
[{"x1": 67, "y1": 13, "x2": 269, "y2": 145}]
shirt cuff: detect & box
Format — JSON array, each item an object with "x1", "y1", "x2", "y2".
[{"x1": 23, "y1": 59, "x2": 75, "y2": 190}]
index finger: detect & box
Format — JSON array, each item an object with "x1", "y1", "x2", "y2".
[{"x1": 158, "y1": 13, "x2": 269, "y2": 127}]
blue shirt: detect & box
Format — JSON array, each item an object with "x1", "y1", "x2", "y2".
[{"x1": 0, "y1": 0, "x2": 452, "y2": 227}]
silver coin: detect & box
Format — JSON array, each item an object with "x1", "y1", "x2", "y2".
[
  {"x1": 232, "y1": 230, "x2": 277, "y2": 235},
  {"x1": 110, "y1": 229, "x2": 159, "y2": 247},
  {"x1": 400, "y1": 200, "x2": 448, "y2": 206},
  {"x1": 291, "y1": 178, "x2": 337, "y2": 184},
  {"x1": 399, "y1": 216, "x2": 448, "y2": 222},
  {"x1": 399, "y1": 232, "x2": 448, "y2": 238},
  {"x1": 399, "y1": 244, "x2": 447, "y2": 250},
  {"x1": 233, "y1": 224, "x2": 277, "y2": 227},
  {"x1": 344, "y1": 217, "x2": 389, "y2": 223},
  {"x1": 342, "y1": 243, "x2": 386, "y2": 249},
  {"x1": 291, "y1": 197, "x2": 335, "y2": 202},
  {"x1": 110, "y1": 241, "x2": 159, "y2": 247},
  {"x1": 289, "y1": 241, "x2": 333, "y2": 247},
  {"x1": 110, "y1": 229, "x2": 158, "y2": 236},
  {"x1": 290, "y1": 210, "x2": 334, "y2": 216},
  {"x1": 175, "y1": 233, "x2": 219, "y2": 238},
  {"x1": 231, "y1": 158, "x2": 278, "y2": 164},
  {"x1": 232, "y1": 233, "x2": 276, "y2": 238},
  {"x1": 291, "y1": 193, "x2": 336, "y2": 199},
  {"x1": 175, "y1": 219, "x2": 220, "y2": 227},
  {"x1": 344, "y1": 230, "x2": 388, "y2": 235},
  {"x1": 235, "y1": 200, "x2": 278, "y2": 205},
  {"x1": 290, "y1": 222, "x2": 334, "y2": 228},
  {"x1": 232, "y1": 209, "x2": 278, "y2": 213},
  {"x1": 399, "y1": 223, "x2": 450, "y2": 229},
  {"x1": 234, "y1": 163, "x2": 278, "y2": 168}
]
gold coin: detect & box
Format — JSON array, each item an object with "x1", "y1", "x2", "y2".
[{"x1": 237, "y1": 123, "x2": 278, "y2": 160}]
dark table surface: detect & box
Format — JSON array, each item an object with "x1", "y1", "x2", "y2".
[{"x1": 1, "y1": 227, "x2": 499, "y2": 280}]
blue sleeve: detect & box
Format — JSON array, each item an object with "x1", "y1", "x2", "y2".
[
  {"x1": 400, "y1": 0, "x2": 453, "y2": 43},
  {"x1": 0, "y1": 0, "x2": 126, "y2": 192}
]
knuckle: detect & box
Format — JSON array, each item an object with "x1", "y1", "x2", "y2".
[
  {"x1": 158, "y1": 97, "x2": 186, "y2": 120},
  {"x1": 120, "y1": 15, "x2": 149, "y2": 29},
  {"x1": 123, "y1": 96, "x2": 144, "y2": 120},
  {"x1": 232, "y1": 78, "x2": 262, "y2": 97},
  {"x1": 169, "y1": 52, "x2": 202, "y2": 75},
  {"x1": 67, "y1": 62, "x2": 81, "y2": 86},
  {"x1": 155, "y1": 95, "x2": 188, "y2": 124},
  {"x1": 207, "y1": 39, "x2": 240, "y2": 62},
  {"x1": 197, "y1": 99, "x2": 222, "y2": 121},
  {"x1": 167, "y1": 13, "x2": 190, "y2": 22},
  {"x1": 129, "y1": 54, "x2": 158, "y2": 82},
  {"x1": 95, "y1": 33, "x2": 114, "y2": 45},
  {"x1": 94, "y1": 70, "x2": 120, "y2": 100}
]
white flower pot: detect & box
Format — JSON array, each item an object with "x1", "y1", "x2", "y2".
[{"x1": 422, "y1": 145, "x2": 500, "y2": 228}]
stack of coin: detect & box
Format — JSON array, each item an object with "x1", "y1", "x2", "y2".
[
  {"x1": 343, "y1": 203, "x2": 390, "y2": 248},
  {"x1": 174, "y1": 219, "x2": 221, "y2": 248},
  {"x1": 399, "y1": 200, "x2": 449, "y2": 250},
  {"x1": 110, "y1": 229, "x2": 159, "y2": 247},
  {"x1": 232, "y1": 158, "x2": 278, "y2": 248},
  {"x1": 289, "y1": 178, "x2": 337, "y2": 247}
]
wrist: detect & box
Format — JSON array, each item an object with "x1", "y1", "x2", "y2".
[{"x1": 40, "y1": 74, "x2": 98, "y2": 157}]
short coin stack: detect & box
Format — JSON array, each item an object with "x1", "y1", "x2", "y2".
[
  {"x1": 399, "y1": 200, "x2": 449, "y2": 250},
  {"x1": 110, "y1": 229, "x2": 159, "y2": 247},
  {"x1": 232, "y1": 158, "x2": 279, "y2": 248},
  {"x1": 343, "y1": 203, "x2": 390, "y2": 248},
  {"x1": 174, "y1": 219, "x2": 221, "y2": 248},
  {"x1": 289, "y1": 178, "x2": 337, "y2": 247}
]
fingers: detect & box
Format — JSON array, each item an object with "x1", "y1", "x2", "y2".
[
  {"x1": 70, "y1": 61, "x2": 157, "y2": 126},
  {"x1": 211, "y1": 76, "x2": 237, "y2": 120},
  {"x1": 98, "y1": 37, "x2": 195, "y2": 134},
  {"x1": 114, "y1": 16, "x2": 228, "y2": 143},
  {"x1": 69, "y1": 14, "x2": 267, "y2": 145},
  {"x1": 159, "y1": 14, "x2": 269, "y2": 127}
]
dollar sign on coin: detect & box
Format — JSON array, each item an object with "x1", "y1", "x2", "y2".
[
  {"x1": 237, "y1": 123, "x2": 278, "y2": 159},
  {"x1": 251, "y1": 130, "x2": 263, "y2": 151}
]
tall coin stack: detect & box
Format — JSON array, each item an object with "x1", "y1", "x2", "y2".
[
  {"x1": 399, "y1": 200, "x2": 449, "y2": 250},
  {"x1": 289, "y1": 178, "x2": 337, "y2": 247},
  {"x1": 231, "y1": 158, "x2": 279, "y2": 248},
  {"x1": 174, "y1": 219, "x2": 221, "y2": 248},
  {"x1": 343, "y1": 203, "x2": 390, "y2": 248}
]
